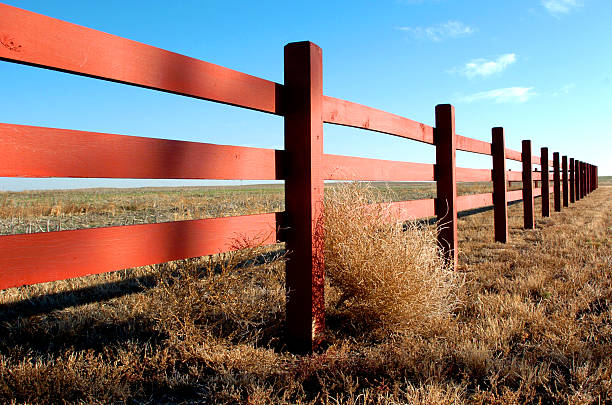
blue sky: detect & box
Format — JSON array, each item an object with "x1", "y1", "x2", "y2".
[{"x1": 1, "y1": 0, "x2": 610, "y2": 190}]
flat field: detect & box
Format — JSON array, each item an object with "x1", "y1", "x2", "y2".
[{"x1": 0, "y1": 181, "x2": 610, "y2": 404}]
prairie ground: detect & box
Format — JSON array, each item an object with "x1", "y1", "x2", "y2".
[{"x1": 0, "y1": 181, "x2": 610, "y2": 404}]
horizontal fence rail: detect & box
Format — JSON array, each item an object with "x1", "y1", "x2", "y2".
[
  {"x1": 0, "y1": 213, "x2": 280, "y2": 290},
  {"x1": 0, "y1": 123, "x2": 283, "y2": 180},
  {"x1": 0, "y1": 2, "x2": 598, "y2": 353}
]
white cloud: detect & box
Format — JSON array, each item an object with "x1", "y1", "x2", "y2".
[
  {"x1": 461, "y1": 87, "x2": 536, "y2": 104},
  {"x1": 456, "y1": 54, "x2": 517, "y2": 78},
  {"x1": 542, "y1": 0, "x2": 582, "y2": 15},
  {"x1": 397, "y1": 21, "x2": 474, "y2": 42}
]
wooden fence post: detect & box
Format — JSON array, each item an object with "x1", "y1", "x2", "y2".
[
  {"x1": 569, "y1": 158, "x2": 575, "y2": 204},
  {"x1": 492, "y1": 127, "x2": 507, "y2": 243},
  {"x1": 584, "y1": 162, "x2": 588, "y2": 197},
  {"x1": 584, "y1": 162, "x2": 587, "y2": 196},
  {"x1": 435, "y1": 104, "x2": 458, "y2": 268},
  {"x1": 553, "y1": 152, "x2": 561, "y2": 212},
  {"x1": 575, "y1": 160, "x2": 581, "y2": 201},
  {"x1": 588, "y1": 164, "x2": 592, "y2": 193},
  {"x1": 585, "y1": 162, "x2": 589, "y2": 196},
  {"x1": 580, "y1": 161, "x2": 584, "y2": 199},
  {"x1": 283, "y1": 41, "x2": 324, "y2": 353},
  {"x1": 541, "y1": 147, "x2": 550, "y2": 217},
  {"x1": 581, "y1": 161, "x2": 586, "y2": 198},
  {"x1": 522, "y1": 140, "x2": 534, "y2": 229},
  {"x1": 581, "y1": 161, "x2": 585, "y2": 198},
  {"x1": 562, "y1": 156, "x2": 568, "y2": 207}
]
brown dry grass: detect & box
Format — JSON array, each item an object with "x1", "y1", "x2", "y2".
[
  {"x1": 0, "y1": 186, "x2": 284, "y2": 235},
  {"x1": 0, "y1": 183, "x2": 610, "y2": 404},
  {"x1": 324, "y1": 183, "x2": 460, "y2": 338}
]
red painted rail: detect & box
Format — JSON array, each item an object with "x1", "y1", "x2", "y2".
[
  {"x1": 0, "y1": 123, "x2": 282, "y2": 180},
  {"x1": 0, "y1": 3, "x2": 598, "y2": 353},
  {"x1": 0, "y1": 3, "x2": 282, "y2": 114},
  {"x1": 323, "y1": 154, "x2": 434, "y2": 181},
  {"x1": 0, "y1": 213, "x2": 279, "y2": 290},
  {"x1": 323, "y1": 96, "x2": 435, "y2": 144}
]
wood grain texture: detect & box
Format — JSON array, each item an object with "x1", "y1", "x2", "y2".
[
  {"x1": 322, "y1": 96, "x2": 434, "y2": 144},
  {"x1": 457, "y1": 192, "x2": 493, "y2": 212},
  {"x1": 435, "y1": 104, "x2": 457, "y2": 268},
  {"x1": 322, "y1": 154, "x2": 434, "y2": 181},
  {"x1": 456, "y1": 135, "x2": 492, "y2": 155},
  {"x1": 283, "y1": 42, "x2": 324, "y2": 353},
  {"x1": 0, "y1": 213, "x2": 279, "y2": 290},
  {"x1": 0, "y1": 3, "x2": 282, "y2": 114},
  {"x1": 0, "y1": 123, "x2": 281, "y2": 180}
]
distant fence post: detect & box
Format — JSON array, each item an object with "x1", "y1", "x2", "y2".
[
  {"x1": 588, "y1": 164, "x2": 592, "y2": 193},
  {"x1": 581, "y1": 161, "x2": 586, "y2": 198},
  {"x1": 283, "y1": 41, "x2": 325, "y2": 353},
  {"x1": 584, "y1": 162, "x2": 588, "y2": 197},
  {"x1": 541, "y1": 147, "x2": 550, "y2": 217},
  {"x1": 569, "y1": 158, "x2": 575, "y2": 204},
  {"x1": 575, "y1": 160, "x2": 581, "y2": 201},
  {"x1": 585, "y1": 162, "x2": 589, "y2": 196},
  {"x1": 580, "y1": 161, "x2": 585, "y2": 198},
  {"x1": 562, "y1": 156, "x2": 568, "y2": 207},
  {"x1": 553, "y1": 152, "x2": 561, "y2": 212},
  {"x1": 522, "y1": 140, "x2": 534, "y2": 229},
  {"x1": 435, "y1": 104, "x2": 458, "y2": 268},
  {"x1": 492, "y1": 127, "x2": 507, "y2": 243},
  {"x1": 584, "y1": 162, "x2": 588, "y2": 196}
]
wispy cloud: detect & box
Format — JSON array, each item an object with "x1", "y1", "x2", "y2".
[
  {"x1": 542, "y1": 0, "x2": 583, "y2": 16},
  {"x1": 460, "y1": 87, "x2": 536, "y2": 104},
  {"x1": 552, "y1": 83, "x2": 576, "y2": 96},
  {"x1": 453, "y1": 54, "x2": 517, "y2": 78},
  {"x1": 397, "y1": 21, "x2": 475, "y2": 42}
]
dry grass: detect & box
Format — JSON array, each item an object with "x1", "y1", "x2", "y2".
[
  {"x1": 324, "y1": 183, "x2": 460, "y2": 337},
  {"x1": 0, "y1": 186, "x2": 284, "y2": 235},
  {"x1": 0, "y1": 182, "x2": 610, "y2": 404}
]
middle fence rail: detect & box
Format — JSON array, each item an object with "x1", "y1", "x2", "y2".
[{"x1": 0, "y1": 3, "x2": 599, "y2": 353}]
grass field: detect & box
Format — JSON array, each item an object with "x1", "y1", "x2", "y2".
[
  {"x1": 0, "y1": 181, "x2": 610, "y2": 404},
  {"x1": 0, "y1": 181, "x2": 523, "y2": 236}
]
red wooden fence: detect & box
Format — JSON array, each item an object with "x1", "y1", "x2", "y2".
[{"x1": 0, "y1": 3, "x2": 599, "y2": 352}]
